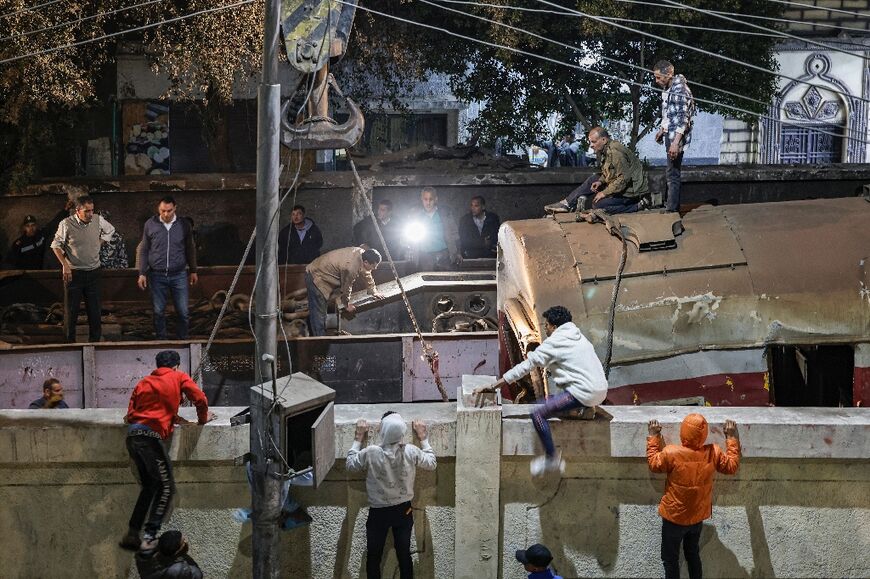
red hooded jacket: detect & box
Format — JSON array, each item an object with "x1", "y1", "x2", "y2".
[
  {"x1": 647, "y1": 413, "x2": 740, "y2": 526},
  {"x1": 126, "y1": 367, "x2": 210, "y2": 439}
]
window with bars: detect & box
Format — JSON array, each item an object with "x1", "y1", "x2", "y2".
[{"x1": 780, "y1": 124, "x2": 843, "y2": 164}]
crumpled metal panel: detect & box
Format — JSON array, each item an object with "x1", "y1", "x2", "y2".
[{"x1": 499, "y1": 198, "x2": 870, "y2": 365}]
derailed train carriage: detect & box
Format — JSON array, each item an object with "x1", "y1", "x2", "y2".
[{"x1": 497, "y1": 196, "x2": 870, "y2": 407}]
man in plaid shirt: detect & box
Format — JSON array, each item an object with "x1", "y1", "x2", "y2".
[{"x1": 653, "y1": 60, "x2": 695, "y2": 213}]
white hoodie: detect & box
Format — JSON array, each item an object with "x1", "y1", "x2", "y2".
[
  {"x1": 503, "y1": 321, "x2": 608, "y2": 406},
  {"x1": 346, "y1": 413, "x2": 437, "y2": 508}
]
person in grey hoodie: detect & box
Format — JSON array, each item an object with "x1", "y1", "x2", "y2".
[
  {"x1": 347, "y1": 412, "x2": 436, "y2": 579},
  {"x1": 136, "y1": 196, "x2": 198, "y2": 340},
  {"x1": 474, "y1": 305, "x2": 608, "y2": 476},
  {"x1": 278, "y1": 205, "x2": 323, "y2": 265}
]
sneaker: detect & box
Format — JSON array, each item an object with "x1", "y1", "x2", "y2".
[
  {"x1": 637, "y1": 197, "x2": 651, "y2": 211},
  {"x1": 118, "y1": 531, "x2": 140, "y2": 551},
  {"x1": 530, "y1": 453, "x2": 565, "y2": 477},
  {"x1": 232, "y1": 508, "x2": 253, "y2": 524},
  {"x1": 544, "y1": 200, "x2": 571, "y2": 214}
]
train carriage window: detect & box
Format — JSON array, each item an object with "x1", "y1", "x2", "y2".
[{"x1": 767, "y1": 345, "x2": 853, "y2": 406}]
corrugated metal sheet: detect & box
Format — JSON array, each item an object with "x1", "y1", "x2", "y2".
[{"x1": 499, "y1": 197, "x2": 870, "y2": 365}]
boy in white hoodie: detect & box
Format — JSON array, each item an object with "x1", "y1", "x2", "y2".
[
  {"x1": 346, "y1": 411, "x2": 436, "y2": 579},
  {"x1": 476, "y1": 305, "x2": 608, "y2": 476}
]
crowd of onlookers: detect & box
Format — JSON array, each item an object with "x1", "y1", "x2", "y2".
[
  {"x1": 528, "y1": 133, "x2": 591, "y2": 169},
  {"x1": 1, "y1": 188, "x2": 502, "y2": 342}
]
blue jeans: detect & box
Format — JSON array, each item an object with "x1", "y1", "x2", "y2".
[
  {"x1": 565, "y1": 173, "x2": 639, "y2": 214},
  {"x1": 305, "y1": 272, "x2": 328, "y2": 337},
  {"x1": 149, "y1": 271, "x2": 190, "y2": 339},
  {"x1": 531, "y1": 391, "x2": 585, "y2": 457},
  {"x1": 665, "y1": 138, "x2": 684, "y2": 213}
]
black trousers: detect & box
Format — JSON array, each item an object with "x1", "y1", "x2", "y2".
[
  {"x1": 661, "y1": 518, "x2": 703, "y2": 579},
  {"x1": 366, "y1": 501, "x2": 414, "y2": 579},
  {"x1": 66, "y1": 268, "x2": 102, "y2": 342},
  {"x1": 127, "y1": 433, "x2": 175, "y2": 539}
]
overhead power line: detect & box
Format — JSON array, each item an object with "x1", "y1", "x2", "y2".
[
  {"x1": 0, "y1": 0, "x2": 164, "y2": 44},
  {"x1": 435, "y1": 0, "x2": 870, "y2": 49},
  {"x1": 0, "y1": 0, "x2": 66, "y2": 20},
  {"x1": 765, "y1": 0, "x2": 870, "y2": 19},
  {"x1": 611, "y1": 0, "x2": 870, "y2": 35},
  {"x1": 533, "y1": 0, "x2": 870, "y2": 107},
  {"x1": 659, "y1": 0, "x2": 869, "y2": 61},
  {"x1": 424, "y1": 0, "x2": 772, "y2": 109},
  {"x1": 337, "y1": 0, "x2": 868, "y2": 144},
  {"x1": 434, "y1": 0, "x2": 783, "y2": 37},
  {"x1": 0, "y1": 0, "x2": 256, "y2": 65}
]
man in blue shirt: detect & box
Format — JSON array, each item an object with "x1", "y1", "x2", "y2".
[
  {"x1": 28, "y1": 378, "x2": 69, "y2": 409},
  {"x1": 516, "y1": 543, "x2": 563, "y2": 579}
]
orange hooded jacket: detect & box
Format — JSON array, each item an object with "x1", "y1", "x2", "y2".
[{"x1": 647, "y1": 413, "x2": 740, "y2": 526}]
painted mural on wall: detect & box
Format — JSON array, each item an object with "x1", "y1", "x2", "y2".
[{"x1": 123, "y1": 101, "x2": 170, "y2": 175}]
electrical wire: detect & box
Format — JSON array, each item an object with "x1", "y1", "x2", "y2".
[
  {"x1": 610, "y1": 0, "x2": 870, "y2": 35},
  {"x1": 240, "y1": 0, "x2": 338, "y2": 476},
  {"x1": 423, "y1": 0, "x2": 773, "y2": 113},
  {"x1": 764, "y1": 0, "x2": 870, "y2": 19},
  {"x1": 339, "y1": 0, "x2": 869, "y2": 145},
  {"x1": 0, "y1": 0, "x2": 257, "y2": 65},
  {"x1": 658, "y1": 0, "x2": 870, "y2": 61},
  {"x1": 0, "y1": 0, "x2": 164, "y2": 44},
  {"x1": 422, "y1": 0, "x2": 866, "y2": 143},
  {"x1": 433, "y1": 0, "x2": 781, "y2": 38},
  {"x1": 433, "y1": 0, "x2": 870, "y2": 48},
  {"x1": 533, "y1": 0, "x2": 870, "y2": 107},
  {"x1": 0, "y1": 0, "x2": 66, "y2": 19}
]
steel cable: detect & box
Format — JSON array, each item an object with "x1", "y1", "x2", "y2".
[{"x1": 347, "y1": 157, "x2": 450, "y2": 402}]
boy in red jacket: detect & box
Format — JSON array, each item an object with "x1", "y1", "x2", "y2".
[
  {"x1": 120, "y1": 350, "x2": 215, "y2": 552},
  {"x1": 647, "y1": 414, "x2": 740, "y2": 579}
]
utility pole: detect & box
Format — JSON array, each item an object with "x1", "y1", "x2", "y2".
[{"x1": 251, "y1": 0, "x2": 283, "y2": 574}]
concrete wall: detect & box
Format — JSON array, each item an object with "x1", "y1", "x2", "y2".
[{"x1": 1, "y1": 403, "x2": 867, "y2": 578}]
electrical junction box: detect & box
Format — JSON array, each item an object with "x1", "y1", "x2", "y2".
[{"x1": 249, "y1": 372, "x2": 335, "y2": 488}]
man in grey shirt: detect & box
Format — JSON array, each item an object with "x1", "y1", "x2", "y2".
[{"x1": 51, "y1": 195, "x2": 115, "y2": 342}]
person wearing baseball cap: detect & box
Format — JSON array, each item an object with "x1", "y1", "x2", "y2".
[
  {"x1": 4, "y1": 215, "x2": 48, "y2": 270},
  {"x1": 516, "y1": 543, "x2": 563, "y2": 579}
]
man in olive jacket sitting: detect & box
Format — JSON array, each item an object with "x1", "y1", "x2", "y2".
[{"x1": 545, "y1": 127, "x2": 649, "y2": 214}]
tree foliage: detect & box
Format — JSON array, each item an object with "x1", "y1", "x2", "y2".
[
  {"x1": 0, "y1": 0, "x2": 785, "y2": 185},
  {"x1": 357, "y1": 0, "x2": 785, "y2": 149}
]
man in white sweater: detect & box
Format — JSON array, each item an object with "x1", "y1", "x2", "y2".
[
  {"x1": 476, "y1": 305, "x2": 608, "y2": 476},
  {"x1": 347, "y1": 412, "x2": 436, "y2": 579}
]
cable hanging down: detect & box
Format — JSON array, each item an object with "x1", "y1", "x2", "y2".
[{"x1": 346, "y1": 157, "x2": 450, "y2": 403}]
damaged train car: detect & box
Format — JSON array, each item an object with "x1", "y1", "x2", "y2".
[{"x1": 497, "y1": 196, "x2": 870, "y2": 407}]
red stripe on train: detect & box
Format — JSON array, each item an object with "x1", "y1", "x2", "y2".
[
  {"x1": 854, "y1": 367, "x2": 870, "y2": 407},
  {"x1": 607, "y1": 371, "x2": 770, "y2": 406}
]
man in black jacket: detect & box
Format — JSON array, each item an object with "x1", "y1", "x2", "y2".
[
  {"x1": 135, "y1": 530, "x2": 203, "y2": 579},
  {"x1": 5, "y1": 200, "x2": 76, "y2": 270},
  {"x1": 278, "y1": 205, "x2": 324, "y2": 265},
  {"x1": 137, "y1": 196, "x2": 198, "y2": 340},
  {"x1": 353, "y1": 199, "x2": 403, "y2": 259},
  {"x1": 458, "y1": 196, "x2": 500, "y2": 259}
]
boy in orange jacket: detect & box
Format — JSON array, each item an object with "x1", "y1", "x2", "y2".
[{"x1": 647, "y1": 414, "x2": 740, "y2": 579}]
